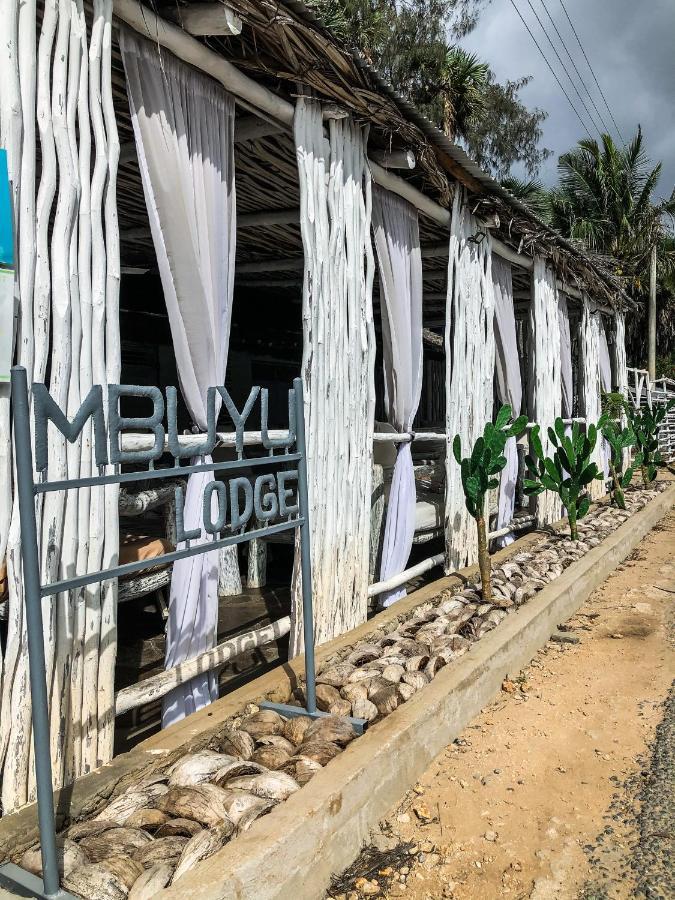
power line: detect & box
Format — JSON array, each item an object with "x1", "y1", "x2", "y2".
[
  {"x1": 507, "y1": 0, "x2": 594, "y2": 140},
  {"x1": 523, "y1": 0, "x2": 605, "y2": 138},
  {"x1": 557, "y1": 0, "x2": 626, "y2": 145},
  {"x1": 537, "y1": 0, "x2": 614, "y2": 138}
]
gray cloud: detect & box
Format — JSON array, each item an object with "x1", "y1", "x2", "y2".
[{"x1": 462, "y1": 0, "x2": 675, "y2": 199}]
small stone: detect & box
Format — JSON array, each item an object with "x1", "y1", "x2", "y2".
[
  {"x1": 399, "y1": 866, "x2": 410, "y2": 875},
  {"x1": 413, "y1": 802, "x2": 433, "y2": 822},
  {"x1": 354, "y1": 878, "x2": 380, "y2": 896},
  {"x1": 413, "y1": 784, "x2": 425, "y2": 794},
  {"x1": 425, "y1": 853, "x2": 440, "y2": 867},
  {"x1": 420, "y1": 841, "x2": 434, "y2": 853},
  {"x1": 502, "y1": 679, "x2": 516, "y2": 693},
  {"x1": 397, "y1": 813, "x2": 410, "y2": 824},
  {"x1": 611, "y1": 633, "x2": 623, "y2": 639},
  {"x1": 484, "y1": 830, "x2": 498, "y2": 842}
]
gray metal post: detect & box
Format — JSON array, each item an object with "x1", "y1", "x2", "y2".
[
  {"x1": 10, "y1": 366, "x2": 61, "y2": 897},
  {"x1": 293, "y1": 377, "x2": 316, "y2": 715}
]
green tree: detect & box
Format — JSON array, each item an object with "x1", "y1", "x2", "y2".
[
  {"x1": 546, "y1": 129, "x2": 675, "y2": 365},
  {"x1": 308, "y1": 0, "x2": 550, "y2": 178}
]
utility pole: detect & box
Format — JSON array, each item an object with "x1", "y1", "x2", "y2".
[{"x1": 648, "y1": 243, "x2": 656, "y2": 381}]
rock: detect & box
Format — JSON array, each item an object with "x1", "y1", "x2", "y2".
[
  {"x1": 413, "y1": 802, "x2": 433, "y2": 822},
  {"x1": 484, "y1": 830, "x2": 497, "y2": 842},
  {"x1": 502, "y1": 679, "x2": 516, "y2": 693},
  {"x1": 397, "y1": 813, "x2": 410, "y2": 824},
  {"x1": 354, "y1": 877, "x2": 380, "y2": 895}
]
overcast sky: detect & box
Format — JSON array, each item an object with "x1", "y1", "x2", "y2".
[{"x1": 461, "y1": 0, "x2": 675, "y2": 198}]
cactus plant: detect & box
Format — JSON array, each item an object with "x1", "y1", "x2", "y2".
[
  {"x1": 524, "y1": 418, "x2": 603, "y2": 540},
  {"x1": 626, "y1": 400, "x2": 675, "y2": 485},
  {"x1": 597, "y1": 414, "x2": 639, "y2": 508},
  {"x1": 452, "y1": 405, "x2": 527, "y2": 602}
]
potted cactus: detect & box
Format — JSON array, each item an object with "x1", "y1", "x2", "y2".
[
  {"x1": 524, "y1": 418, "x2": 603, "y2": 540},
  {"x1": 452, "y1": 405, "x2": 527, "y2": 601},
  {"x1": 625, "y1": 400, "x2": 675, "y2": 485},
  {"x1": 598, "y1": 414, "x2": 638, "y2": 508}
]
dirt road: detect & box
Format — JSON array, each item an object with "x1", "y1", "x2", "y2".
[{"x1": 331, "y1": 510, "x2": 675, "y2": 900}]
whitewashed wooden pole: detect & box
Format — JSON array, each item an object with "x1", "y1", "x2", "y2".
[
  {"x1": 613, "y1": 311, "x2": 630, "y2": 470},
  {"x1": 82, "y1": 0, "x2": 109, "y2": 774},
  {"x1": 98, "y1": 0, "x2": 121, "y2": 765},
  {"x1": 70, "y1": 0, "x2": 92, "y2": 782},
  {"x1": 527, "y1": 257, "x2": 562, "y2": 524},
  {"x1": 0, "y1": 0, "x2": 24, "y2": 807},
  {"x1": 444, "y1": 189, "x2": 495, "y2": 572}
]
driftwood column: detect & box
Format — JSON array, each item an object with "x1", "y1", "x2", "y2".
[
  {"x1": 290, "y1": 96, "x2": 375, "y2": 654},
  {"x1": 0, "y1": 0, "x2": 120, "y2": 812},
  {"x1": 528, "y1": 257, "x2": 562, "y2": 524},
  {"x1": 444, "y1": 189, "x2": 495, "y2": 572}
]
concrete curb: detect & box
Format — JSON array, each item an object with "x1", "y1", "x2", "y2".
[{"x1": 161, "y1": 483, "x2": 675, "y2": 900}]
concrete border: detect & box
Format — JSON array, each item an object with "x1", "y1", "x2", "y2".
[
  {"x1": 0, "y1": 483, "x2": 672, "y2": 887},
  {"x1": 161, "y1": 482, "x2": 675, "y2": 899}
]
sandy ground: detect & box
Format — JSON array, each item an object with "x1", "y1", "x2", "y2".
[{"x1": 332, "y1": 510, "x2": 675, "y2": 900}]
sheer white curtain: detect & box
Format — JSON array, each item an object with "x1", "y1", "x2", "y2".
[
  {"x1": 599, "y1": 317, "x2": 612, "y2": 477},
  {"x1": 492, "y1": 257, "x2": 521, "y2": 547},
  {"x1": 558, "y1": 292, "x2": 573, "y2": 419},
  {"x1": 121, "y1": 30, "x2": 236, "y2": 726},
  {"x1": 372, "y1": 185, "x2": 423, "y2": 606}
]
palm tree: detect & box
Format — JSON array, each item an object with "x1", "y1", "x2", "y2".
[
  {"x1": 549, "y1": 128, "x2": 675, "y2": 283},
  {"x1": 500, "y1": 175, "x2": 552, "y2": 221},
  {"x1": 440, "y1": 47, "x2": 489, "y2": 140}
]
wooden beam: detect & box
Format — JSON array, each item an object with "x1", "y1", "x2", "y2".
[
  {"x1": 239, "y1": 208, "x2": 298, "y2": 227},
  {"x1": 371, "y1": 149, "x2": 415, "y2": 170},
  {"x1": 234, "y1": 115, "x2": 286, "y2": 143},
  {"x1": 173, "y1": 2, "x2": 242, "y2": 36}
]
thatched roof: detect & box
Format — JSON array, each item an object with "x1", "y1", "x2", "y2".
[{"x1": 118, "y1": 0, "x2": 629, "y2": 311}]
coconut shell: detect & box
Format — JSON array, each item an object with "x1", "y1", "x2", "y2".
[
  {"x1": 397, "y1": 682, "x2": 416, "y2": 702},
  {"x1": 316, "y1": 662, "x2": 356, "y2": 687},
  {"x1": 295, "y1": 739, "x2": 342, "y2": 766},
  {"x1": 424, "y1": 655, "x2": 448, "y2": 679},
  {"x1": 133, "y1": 836, "x2": 188, "y2": 869},
  {"x1": 381, "y1": 664, "x2": 405, "y2": 684},
  {"x1": 350, "y1": 697, "x2": 378, "y2": 722},
  {"x1": 171, "y1": 824, "x2": 233, "y2": 883},
  {"x1": 251, "y1": 746, "x2": 291, "y2": 770},
  {"x1": 217, "y1": 790, "x2": 275, "y2": 827},
  {"x1": 155, "y1": 818, "x2": 203, "y2": 839},
  {"x1": 67, "y1": 820, "x2": 118, "y2": 842},
  {"x1": 63, "y1": 864, "x2": 128, "y2": 900},
  {"x1": 212, "y1": 760, "x2": 268, "y2": 786},
  {"x1": 347, "y1": 668, "x2": 380, "y2": 684},
  {"x1": 340, "y1": 682, "x2": 368, "y2": 703},
  {"x1": 21, "y1": 838, "x2": 88, "y2": 878},
  {"x1": 157, "y1": 784, "x2": 238, "y2": 828},
  {"x1": 95, "y1": 786, "x2": 167, "y2": 826},
  {"x1": 369, "y1": 685, "x2": 399, "y2": 716},
  {"x1": 404, "y1": 654, "x2": 430, "y2": 672},
  {"x1": 211, "y1": 727, "x2": 256, "y2": 760},
  {"x1": 328, "y1": 698, "x2": 352, "y2": 717},
  {"x1": 237, "y1": 798, "x2": 276, "y2": 832},
  {"x1": 315, "y1": 683, "x2": 341, "y2": 712},
  {"x1": 99, "y1": 856, "x2": 145, "y2": 890},
  {"x1": 239, "y1": 709, "x2": 285, "y2": 740},
  {"x1": 224, "y1": 771, "x2": 300, "y2": 801},
  {"x1": 129, "y1": 863, "x2": 174, "y2": 900},
  {"x1": 79, "y1": 827, "x2": 153, "y2": 863},
  {"x1": 124, "y1": 808, "x2": 168, "y2": 831},
  {"x1": 281, "y1": 715, "x2": 312, "y2": 746},
  {"x1": 346, "y1": 644, "x2": 381, "y2": 666},
  {"x1": 168, "y1": 751, "x2": 238, "y2": 787},
  {"x1": 304, "y1": 716, "x2": 356, "y2": 747},
  {"x1": 278, "y1": 755, "x2": 323, "y2": 786},
  {"x1": 402, "y1": 670, "x2": 428, "y2": 691},
  {"x1": 256, "y1": 734, "x2": 295, "y2": 754}
]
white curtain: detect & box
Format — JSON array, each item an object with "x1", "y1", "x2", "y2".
[
  {"x1": 558, "y1": 292, "x2": 573, "y2": 419},
  {"x1": 121, "y1": 30, "x2": 236, "y2": 726},
  {"x1": 599, "y1": 316, "x2": 612, "y2": 477},
  {"x1": 492, "y1": 256, "x2": 521, "y2": 547},
  {"x1": 580, "y1": 299, "x2": 604, "y2": 499},
  {"x1": 373, "y1": 185, "x2": 423, "y2": 607},
  {"x1": 445, "y1": 190, "x2": 495, "y2": 571}
]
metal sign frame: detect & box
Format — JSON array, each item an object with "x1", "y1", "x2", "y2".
[{"x1": 0, "y1": 366, "x2": 365, "y2": 900}]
